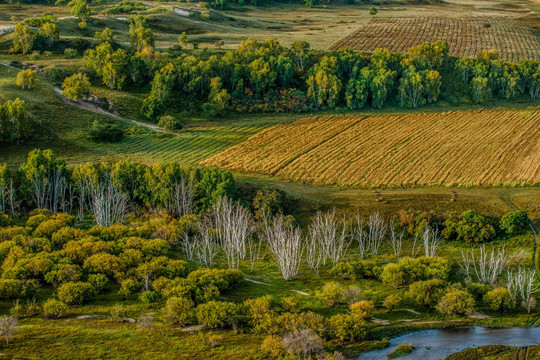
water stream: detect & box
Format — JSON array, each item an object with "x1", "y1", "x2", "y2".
[{"x1": 358, "y1": 326, "x2": 540, "y2": 359}]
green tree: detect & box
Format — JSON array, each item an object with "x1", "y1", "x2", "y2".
[
  {"x1": 195, "y1": 301, "x2": 242, "y2": 329},
  {"x1": 57, "y1": 281, "x2": 94, "y2": 305},
  {"x1": 369, "y1": 6, "x2": 377, "y2": 15},
  {"x1": 12, "y1": 24, "x2": 35, "y2": 54},
  {"x1": 499, "y1": 210, "x2": 529, "y2": 236},
  {"x1": 69, "y1": 0, "x2": 91, "y2": 23},
  {"x1": 0, "y1": 98, "x2": 31, "y2": 144},
  {"x1": 307, "y1": 70, "x2": 341, "y2": 109},
  {"x1": 455, "y1": 57, "x2": 475, "y2": 82},
  {"x1": 345, "y1": 76, "x2": 368, "y2": 109},
  {"x1": 178, "y1": 32, "x2": 189, "y2": 48},
  {"x1": 424, "y1": 69, "x2": 441, "y2": 103},
  {"x1": 399, "y1": 68, "x2": 425, "y2": 108},
  {"x1": 95, "y1": 27, "x2": 113, "y2": 45},
  {"x1": 471, "y1": 76, "x2": 491, "y2": 103},
  {"x1": 62, "y1": 72, "x2": 91, "y2": 100},
  {"x1": 290, "y1": 40, "x2": 311, "y2": 70},
  {"x1": 38, "y1": 22, "x2": 59, "y2": 49},
  {"x1": 208, "y1": 77, "x2": 230, "y2": 116},
  {"x1": 370, "y1": 68, "x2": 395, "y2": 108},
  {"x1": 129, "y1": 15, "x2": 154, "y2": 52},
  {"x1": 16, "y1": 69, "x2": 37, "y2": 90}
]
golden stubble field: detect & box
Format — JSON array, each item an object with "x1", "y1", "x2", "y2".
[
  {"x1": 202, "y1": 108, "x2": 540, "y2": 188},
  {"x1": 330, "y1": 16, "x2": 540, "y2": 62}
]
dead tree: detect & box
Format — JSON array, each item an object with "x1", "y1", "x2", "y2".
[
  {"x1": 137, "y1": 314, "x2": 155, "y2": 335},
  {"x1": 212, "y1": 197, "x2": 253, "y2": 270},
  {"x1": 461, "y1": 245, "x2": 508, "y2": 284},
  {"x1": 309, "y1": 210, "x2": 350, "y2": 265},
  {"x1": 74, "y1": 171, "x2": 98, "y2": 221},
  {"x1": 350, "y1": 215, "x2": 368, "y2": 258},
  {"x1": 422, "y1": 224, "x2": 442, "y2": 257},
  {"x1": 261, "y1": 215, "x2": 304, "y2": 281},
  {"x1": 193, "y1": 222, "x2": 219, "y2": 268},
  {"x1": 507, "y1": 268, "x2": 539, "y2": 313},
  {"x1": 170, "y1": 178, "x2": 194, "y2": 217},
  {"x1": 367, "y1": 212, "x2": 387, "y2": 255},
  {"x1": 91, "y1": 177, "x2": 129, "y2": 226},
  {"x1": 459, "y1": 249, "x2": 472, "y2": 282},
  {"x1": 388, "y1": 219, "x2": 404, "y2": 257},
  {"x1": 282, "y1": 329, "x2": 324, "y2": 360},
  {"x1": 0, "y1": 316, "x2": 18, "y2": 344}
]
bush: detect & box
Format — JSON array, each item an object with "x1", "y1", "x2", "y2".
[
  {"x1": 163, "y1": 296, "x2": 194, "y2": 326},
  {"x1": 388, "y1": 344, "x2": 414, "y2": 359},
  {"x1": 139, "y1": 291, "x2": 160, "y2": 307},
  {"x1": 500, "y1": 211, "x2": 529, "y2": 236},
  {"x1": 157, "y1": 115, "x2": 183, "y2": 131},
  {"x1": 331, "y1": 259, "x2": 382, "y2": 280},
  {"x1": 467, "y1": 282, "x2": 491, "y2": 301},
  {"x1": 380, "y1": 257, "x2": 450, "y2": 288},
  {"x1": 483, "y1": 288, "x2": 516, "y2": 312},
  {"x1": 89, "y1": 122, "x2": 125, "y2": 143},
  {"x1": 42, "y1": 299, "x2": 68, "y2": 319},
  {"x1": 328, "y1": 313, "x2": 366, "y2": 343},
  {"x1": 315, "y1": 282, "x2": 343, "y2": 307},
  {"x1": 118, "y1": 278, "x2": 139, "y2": 298},
  {"x1": 442, "y1": 210, "x2": 497, "y2": 243},
  {"x1": 436, "y1": 288, "x2": 475, "y2": 316},
  {"x1": 57, "y1": 281, "x2": 94, "y2": 305},
  {"x1": 195, "y1": 301, "x2": 242, "y2": 329},
  {"x1": 407, "y1": 279, "x2": 446, "y2": 308},
  {"x1": 252, "y1": 187, "x2": 286, "y2": 220},
  {"x1": 88, "y1": 274, "x2": 109, "y2": 293},
  {"x1": 350, "y1": 301, "x2": 374, "y2": 320},
  {"x1": 0, "y1": 280, "x2": 21, "y2": 299},
  {"x1": 110, "y1": 304, "x2": 129, "y2": 322},
  {"x1": 64, "y1": 48, "x2": 78, "y2": 58},
  {"x1": 383, "y1": 294, "x2": 401, "y2": 312},
  {"x1": 260, "y1": 335, "x2": 286, "y2": 358}
]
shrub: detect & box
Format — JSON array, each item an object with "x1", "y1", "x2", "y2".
[
  {"x1": 195, "y1": 301, "x2": 242, "y2": 329},
  {"x1": 157, "y1": 115, "x2": 183, "y2": 131},
  {"x1": 331, "y1": 259, "x2": 382, "y2": 280},
  {"x1": 110, "y1": 304, "x2": 129, "y2": 322},
  {"x1": 342, "y1": 286, "x2": 363, "y2": 305},
  {"x1": 407, "y1": 279, "x2": 446, "y2": 308},
  {"x1": 328, "y1": 313, "x2": 366, "y2": 343},
  {"x1": 57, "y1": 281, "x2": 94, "y2": 305},
  {"x1": 260, "y1": 335, "x2": 286, "y2": 358},
  {"x1": 89, "y1": 122, "x2": 125, "y2": 143},
  {"x1": 436, "y1": 288, "x2": 475, "y2": 316},
  {"x1": 42, "y1": 299, "x2": 68, "y2": 319},
  {"x1": 388, "y1": 344, "x2": 414, "y2": 359},
  {"x1": 163, "y1": 296, "x2": 194, "y2": 326},
  {"x1": 118, "y1": 278, "x2": 139, "y2": 298},
  {"x1": 442, "y1": 210, "x2": 497, "y2": 243},
  {"x1": 64, "y1": 48, "x2": 78, "y2": 58},
  {"x1": 380, "y1": 257, "x2": 450, "y2": 287},
  {"x1": 483, "y1": 288, "x2": 516, "y2": 312},
  {"x1": 0, "y1": 280, "x2": 21, "y2": 299},
  {"x1": 500, "y1": 211, "x2": 529, "y2": 236},
  {"x1": 244, "y1": 295, "x2": 276, "y2": 332},
  {"x1": 282, "y1": 329, "x2": 324, "y2": 359},
  {"x1": 467, "y1": 282, "x2": 491, "y2": 301},
  {"x1": 88, "y1": 274, "x2": 109, "y2": 293},
  {"x1": 139, "y1": 291, "x2": 160, "y2": 307},
  {"x1": 383, "y1": 294, "x2": 401, "y2": 312},
  {"x1": 315, "y1": 282, "x2": 343, "y2": 307},
  {"x1": 252, "y1": 187, "x2": 286, "y2": 219},
  {"x1": 350, "y1": 301, "x2": 374, "y2": 320}
]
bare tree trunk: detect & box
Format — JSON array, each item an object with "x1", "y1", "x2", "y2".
[
  {"x1": 350, "y1": 215, "x2": 368, "y2": 259},
  {"x1": 507, "y1": 268, "x2": 538, "y2": 313},
  {"x1": 423, "y1": 224, "x2": 442, "y2": 257},
  {"x1": 91, "y1": 176, "x2": 129, "y2": 226},
  {"x1": 309, "y1": 210, "x2": 350, "y2": 265},
  {"x1": 465, "y1": 245, "x2": 508, "y2": 284},
  {"x1": 388, "y1": 219, "x2": 404, "y2": 257},
  {"x1": 193, "y1": 222, "x2": 219, "y2": 268},
  {"x1": 170, "y1": 179, "x2": 194, "y2": 217},
  {"x1": 367, "y1": 212, "x2": 387, "y2": 255},
  {"x1": 261, "y1": 214, "x2": 304, "y2": 281}
]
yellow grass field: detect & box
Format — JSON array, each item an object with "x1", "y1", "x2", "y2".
[
  {"x1": 202, "y1": 108, "x2": 540, "y2": 188},
  {"x1": 330, "y1": 16, "x2": 540, "y2": 62}
]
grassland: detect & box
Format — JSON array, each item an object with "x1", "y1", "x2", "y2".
[
  {"x1": 330, "y1": 16, "x2": 540, "y2": 62},
  {"x1": 203, "y1": 109, "x2": 540, "y2": 188}
]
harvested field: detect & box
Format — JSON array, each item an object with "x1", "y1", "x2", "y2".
[
  {"x1": 330, "y1": 16, "x2": 540, "y2": 63},
  {"x1": 202, "y1": 109, "x2": 540, "y2": 188}
]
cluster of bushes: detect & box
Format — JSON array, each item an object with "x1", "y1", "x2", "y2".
[
  {"x1": 399, "y1": 209, "x2": 529, "y2": 243},
  {"x1": 102, "y1": 1, "x2": 146, "y2": 14}
]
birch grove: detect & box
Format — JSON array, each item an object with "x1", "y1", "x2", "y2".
[
  {"x1": 460, "y1": 245, "x2": 508, "y2": 284},
  {"x1": 91, "y1": 176, "x2": 129, "y2": 226},
  {"x1": 507, "y1": 268, "x2": 539, "y2": 313},
  {"x1": 261, "y1": 214, "x2": 304, "y2": 281},
  {"x1": 308, "y1": 210, "x2": 350, "y2": 265},
  {"x1": 211, "y1": 197, "x2": 253, "y2": 270},
  {"x1": 422, "y1": 224, "x2": 442, "y2": 257}
]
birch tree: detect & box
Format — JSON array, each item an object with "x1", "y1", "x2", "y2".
[
  {"x1": 367, "y1": 212, "x2": 387, "y2": 255},
  {"x1": 309, "y1": 210, "x2": 350, "y2": 265},
  {"x1": 261, "y1": 215, "x2": 304, "y2": 281},
  {"x1": 460, "y1": 245, "x2": 508, "y2": 284},
  {"x1": 91, "y1": 175, "x2": 129, "y2": 226},
  {"x1": 422, "y1": 224, "x2": 442, "y2": 257},
  {"x1": 507, "y1": 268, "x2": 539, "y2": 313},
  {"x1": 388, "y1": 220, "x2": 404, "y2": 257}
]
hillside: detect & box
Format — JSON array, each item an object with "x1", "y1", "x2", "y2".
[{"x1": 202, "y1": 108, "x2": 540, "y2": 188}]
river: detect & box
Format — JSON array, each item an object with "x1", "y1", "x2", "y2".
[{"x1": 358, "y1": 326, "x2": 540, "y2": 359}]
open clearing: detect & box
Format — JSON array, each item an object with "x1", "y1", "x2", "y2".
[
  {"x1": 330, "y1": 16, "x2": 540, "y2": 62},
  {"x1": 202, "y1": 108, "x2": 540, "y2": 188}
]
